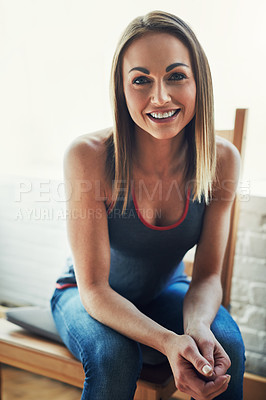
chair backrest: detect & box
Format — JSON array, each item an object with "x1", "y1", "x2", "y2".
[{"x1": 184, "y1": 108, "x2": 248, "y2": 309}]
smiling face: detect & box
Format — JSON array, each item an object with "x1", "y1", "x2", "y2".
[{"x1": 122, "y1": 32, "x2": 197, "y2": 140}]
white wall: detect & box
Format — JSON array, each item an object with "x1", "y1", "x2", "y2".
[
  {"x1": 0, "y1": 0, "x2": 266, "y2": 194},
  {"x1": 231, "y1": 195, "x2": 266, "y2": 376},
  {"x1": 0, "y1": 177, "x2": 69, "y2": 306}
]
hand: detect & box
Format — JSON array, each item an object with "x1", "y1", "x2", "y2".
[
  {"x1": 164, "y1": 332, "x2": 231, "y2": 400},
  {"x1": 185, "y1": 323, "x2": 231, "y2": 380}
]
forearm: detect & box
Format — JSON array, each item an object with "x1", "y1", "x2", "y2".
[
  {"x1": 80, "y1": 284, "x2": 175, "y2": 355},
  {"x1": 183, "y1": 274, "x2": 222, "y2": 333}
]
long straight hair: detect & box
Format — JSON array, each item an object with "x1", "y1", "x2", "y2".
[{"x1": 104, "y1": 10, "x2": 216, "y2": 213}]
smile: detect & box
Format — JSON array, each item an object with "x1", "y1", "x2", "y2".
[{"x1": 147, "y1": 109, "x2": 180, "y2": 122}]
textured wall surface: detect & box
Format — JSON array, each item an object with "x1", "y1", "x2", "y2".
[
  {"x1": 0, "y1": 177, "x2": 69, "y2": 307},
  {"x1": 230, "y1": 195, "x2": 266, "y2": 376},
  {"x1": 0, "y1": 177, "x2": 266, "y2": 376}
]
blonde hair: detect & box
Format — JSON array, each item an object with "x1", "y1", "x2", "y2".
[{"x1": 104, "y1": 10, "x2": 216, "y2": 213}]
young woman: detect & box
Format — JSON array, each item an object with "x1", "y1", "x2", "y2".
[{"x1": 51, "y1": 10, "x2": 245, "y2": 400}]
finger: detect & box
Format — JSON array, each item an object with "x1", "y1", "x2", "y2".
[
  {"x1": 197, "y1": 339, "x2": 215, "y2": 369},
  {"x1": 182, "y1": 341, "x2": 214, "y2": 377},
  {"x1": 205, "y1": 374, "x2": 231, "y2": 399},
  {"x1": 173, "y1": 366, "x2": 211, "y2": 397},
  {"x1": 179, "y1": 374, "x2": 231, "y2": 400},
  {"x1": 214, "y1": 359, "x2": 231, "y2": 377},
  {"x1": 213, "y1": 343, "x2": 231, "y2": 376}
]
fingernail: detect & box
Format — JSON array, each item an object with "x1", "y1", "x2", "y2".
[
  {"x1": 223, "y1": 375, "x2": 231, "y2": 385},
  {"x1": 202, "y1": 365, "x2": 212, "y2": 375}
]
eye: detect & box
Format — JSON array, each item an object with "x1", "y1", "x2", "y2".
[
  {"x1": 169, "y1": 72, "x2": 187, "y2": 81},
  {"x1": 132, "y1": 76, "x2": 150, "y2": 85}
]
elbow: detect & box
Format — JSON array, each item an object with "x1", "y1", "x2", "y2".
[{"x1": 79, "y1": 283, "x2": 110, "y2": 320}]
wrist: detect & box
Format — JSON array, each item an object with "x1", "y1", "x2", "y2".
[
  {"x1": 184, "y1": 319, "x2": 211, "y2": 335},
  {"x1": 161, "y1": 330, "x2": 179, "y2": 356}
]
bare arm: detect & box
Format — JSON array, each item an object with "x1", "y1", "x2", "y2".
[{"x1": 183, "y1": 139, "x2": 241, "y2": 384}]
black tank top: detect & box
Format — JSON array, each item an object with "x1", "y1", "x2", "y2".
[{"x1": 56, "y1": 186, "x2": 206, "y2": 307}]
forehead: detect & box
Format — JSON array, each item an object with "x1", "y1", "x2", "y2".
[{"x1": 123, "y1": 32, "x2": 191, "y2": 69}]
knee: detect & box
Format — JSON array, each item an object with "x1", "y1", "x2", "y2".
[
  {"x1": 212, "y1": 308, "x2": 245, "y2": 371},
  {"x1": 226, "y1": 331, "x2": 245, "y2": 370},
  {"x1": 216, "y1": 322, "x2": 245, "y2": 372},
  {"x1": 82, "y1": 331, "x2": 142, "y2": 380},
  {"x1": 216, "y1": 325, "x2": 246, "y2": 398}
]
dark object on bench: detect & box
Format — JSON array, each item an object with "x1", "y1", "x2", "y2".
[{"x1": 6, "y1": 306, "x2": 63, "y2": 344}]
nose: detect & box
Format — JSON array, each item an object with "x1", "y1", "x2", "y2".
[{"x1": 150, "y1": 81, "x2": 171, "y2": 106}]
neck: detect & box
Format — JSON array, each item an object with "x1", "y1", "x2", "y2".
[{"x1": 133, "y1": 128, "x2": 187, "y2": 178}]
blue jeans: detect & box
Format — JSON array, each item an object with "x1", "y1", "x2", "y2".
[{"x1": 50, "y1": 282, "x2": 245, "y2": 400}]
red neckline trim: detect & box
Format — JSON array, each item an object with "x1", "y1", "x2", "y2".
[{"x1": 132, "y1": 186, "x2": 190, "y2": 231}]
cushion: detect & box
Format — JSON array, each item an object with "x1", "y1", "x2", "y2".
[{"x1": 6, "y1": 306, "x2": 63, "y2": 344}]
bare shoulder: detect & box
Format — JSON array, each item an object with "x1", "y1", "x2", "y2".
[
  {"x1": 64, "y1": 127, "x2": 112, "y2": 179},
  {"x1": 213, "y1": 136, "x2": 241, "y2": 201},
  {"x1": 64, "y1": 128, "x2": 113, "y2": 202},
  {"x1": 216, "y1": 136, "x2": 241, "y2": 181}
]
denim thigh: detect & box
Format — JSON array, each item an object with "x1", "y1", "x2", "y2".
[{"x1": 50, "y1": 287, "x2": 143, "y2": 400}]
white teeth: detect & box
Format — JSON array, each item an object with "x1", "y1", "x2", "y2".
[{"x1": 150, "y1": 110, "x2": 176, "y2": 119}]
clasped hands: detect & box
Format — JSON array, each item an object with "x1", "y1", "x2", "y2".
[{"x1": 165, "y1": 325, "x2": 231, "y2": 400}]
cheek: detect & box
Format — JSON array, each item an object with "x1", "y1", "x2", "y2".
[
  {"x1": 124, "y1": 87, "x2": 147, "y2": 114},
  {"x1": 180, "y1": 85, "x2": 196, "y2": 114}
]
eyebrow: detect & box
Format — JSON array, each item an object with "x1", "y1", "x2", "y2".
[
  {"x1": 129, "y1": 62, "x2": 189, "y2": 75},
  {"x1": 166, "y1": 63, "x2": 189, "y2": 72},
  {"x1": 129, "y1": 67, "x2": 150, "y2": 74}
]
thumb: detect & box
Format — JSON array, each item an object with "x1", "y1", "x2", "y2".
[
  {"x1": 185, "y1": 344, "x2": 214, "y2": 377},
  {"x1": 201, "y1": 363, "x2": 213, "y2": 377},
  {"x1": 198, "y1": 341, "x2": 215, "y2": 370}
]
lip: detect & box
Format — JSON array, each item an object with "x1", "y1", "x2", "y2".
[{"x1": 147, "y1": 109, "x2": 180, "y2": 123}]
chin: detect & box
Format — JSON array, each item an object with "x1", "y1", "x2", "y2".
[{"x1": 147, "y1": 126, "x2": 184, "y2": 140}]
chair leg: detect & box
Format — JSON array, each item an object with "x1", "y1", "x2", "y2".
[{"x1": 0, "y1": 363, "x2": 2, "y2": 400}]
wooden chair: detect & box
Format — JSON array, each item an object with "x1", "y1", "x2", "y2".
[{"x1": 0, "y1": 109, "x2": 248, "y2": 400}]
